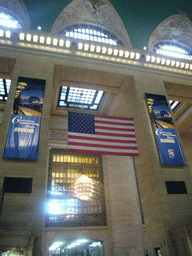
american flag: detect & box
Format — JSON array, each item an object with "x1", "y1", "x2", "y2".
[{"x1": 67, "y1": 112, "x2": 139, "y2": 156}]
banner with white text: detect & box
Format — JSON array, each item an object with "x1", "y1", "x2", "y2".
[
  {"x1": 3, "y1": 77, "x2": 46, "y2": 160},
  {"x1": 3, "y1": 114, "x2": 41, "y2": 160},
  {"x1": 145, "y1": 93, "x2": 185, "y2": 166}
]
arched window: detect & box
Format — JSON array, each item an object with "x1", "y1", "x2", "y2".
[
  {"x1": 0, "y1": 12, "x2": 21, "y2": 28},
  {"x1": 59, "y1": 24, "x2": 123, "y2": 46},
  {"x1": 154, "y1": 42, "x2": 192, "y2": 60}
]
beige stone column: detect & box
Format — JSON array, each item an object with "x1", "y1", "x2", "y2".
[{"x1": 103, "y1": 155, "x2": 144, "y2": 255}]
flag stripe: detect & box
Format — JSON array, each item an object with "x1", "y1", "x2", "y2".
[
  {"x1": 95, "y1": 115, "x2": 134, "y2": 122},
  {"x1": 68, "y1": 134, "x2": 137, "y2": 143},
  {"x1": 95, "y1": 125, "x2": 135, "y2": 132},
  {"x1": 68, "y1": 140, "x2": 138, "y2": 148},
  {"x1": 68, "y1": 144, "x2": 139, "y2": 153},
  {"x1": 94, "y1": 120, "x2": 134, "y2": 126},
  {"x1": 95, "y1": 129, "x2": 135, "y2": 135},
  {"x1": 68, "y1": 112, "x2": 139, "y2": 156},
  {"x1": 68, "y1": 148, "x2": 139, "y2": 156}
]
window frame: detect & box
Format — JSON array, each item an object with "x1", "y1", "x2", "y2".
[{"x1": 45, "y1": 149, "x2": 107, "y2": 228}]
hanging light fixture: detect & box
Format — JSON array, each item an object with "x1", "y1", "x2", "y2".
[{"x1": 75, "y1": 175, "x2": 94, "y2": 200}]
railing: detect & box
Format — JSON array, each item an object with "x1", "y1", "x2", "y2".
[{"x1": 0, "y1": 26, "x2": 192, "y2": 71}]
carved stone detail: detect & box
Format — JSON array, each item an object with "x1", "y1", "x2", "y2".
[
  {"x1": 48, "y1": 130, "x2": 67, "y2": 142},
  {"x1": 51, "y1": 0, "x2": 132, "y2": 48},
  {"x1": 148, "y1": 13, "x2": 192, "y2": 51}
]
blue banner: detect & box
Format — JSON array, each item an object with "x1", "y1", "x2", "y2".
[
  {"x1": 145, "y1": 93, "x2": 186, "y2": 166},
  {"x1": 154, "y1": 127, "x2": 186, "y2": 166},
  {"x1": 3, "y1": 114, "x2": 41, "y2": 160}
]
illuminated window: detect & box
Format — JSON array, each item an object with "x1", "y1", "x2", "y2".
[
  {"x1": 49, "y1": 238, "x2": 104, "y2": 256},
  {"x1": 59, "y1": 86, "x2": 104, "y2": 110},
  {"x1": 60, "y1": 24, "x2": 123, "y2": 46},
  {"x1": 154, "y1": 42, "x2": 192, "y2": 60},
  {"x1": 0, "y1": 78, "x2": 11, "y2": 101},
  {"x1": 0, "y1": 13, "x2": 21, "y2": 28},
  {"x1": 45, "y1": 149, "x2": 106, "y2": 227},
  {"x1": 169, "y1": 100, "x2": 180, "y2": 111}
]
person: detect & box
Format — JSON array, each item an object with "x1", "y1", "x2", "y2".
[{"x1": 145, "y1": 250, "x2": 149, "y2": 256}]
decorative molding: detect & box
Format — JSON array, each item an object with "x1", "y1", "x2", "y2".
[{"x1": 48, "y1": 130, "x2": 67, "y2": 142}]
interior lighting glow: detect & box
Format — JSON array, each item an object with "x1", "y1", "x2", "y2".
[
  {"x1": 75, "y1": 175, "x2": 94, "y2": 200},
  {"x1": 37, "y1": 26, "x2": 41, "y2": 30},
  {"x1": 146, "y1": 55, "x2": 151, "y2": 62},
  {"x1": 26, "y1": 34, "x2": 31, "y2": 41},
  {"x1": 156, "y1": 57, "x2": 161, "y2": 64},
  {"x1": 155, "y1": 44, "x2": 192, "y2": 60},
  {"x1": 171, "y1": 60, "x2": 175, "y2": 66},
  {"x1": 53, "y1": 38, "x2": 58, "y2": 45},
  {"x1": 47, "y1": 199, "x2": 78, "y2": 214},
  {"x1": 190, "y1": 64, "x2": 192, "y2": 70},
  {"x1": 102, "y1": 47, "x2": 107, "y2": 54},
  {"x1": 19, "y1": 33, "x2": 25, "y2": 40},
  {"x1": 90, "y1": 242, "x2": 102, "y2": 247},
  {"x1": 66, "y1": 40, "x2": 71, "y2": 48},
  {"x1": 33, "y1": 35, "x2": 38, "y2": 42},
  {"x1": 90, "y1": 45, "x2": 95, "y2": 51},
  {"x1": 59, "y1": 39, "x2": 64, "y2": 46},
  {"x1": 0, "y1": 29, "x2": 3, "y2": 37},
  {"x1": 135, "y1": 53, "x2": 140, "y2": 59},
  {"x1": 161, "y1": 58, "x2": 166, "y2": 65},
  {"x1": 96, "y1": 46, "x2": 101, "y2": 53},
  {"x1": 5, "y1": 30, "x2": 11, "y2": 38},
  {"x1": 49, "y1": 242, "x2": 63, "y2": 251},
  {"x1": 84, "y1": 44, "x2": 89, "y2": 51},
  {"x1": 124, "y1": 51, "x2": 129, "y2": 58},
  {"x1": 107, "y1": 48, "x2": 113, "y2": 54},
  {"x1": 151, "y1": 56, "x2": 156, "y2": 63},
  {"x1": 113, "y1": 49, "x2": 118, "y2": 55},
  {"x1": 119, "y1": 50, "x2": 124, "y2": 57},
  {"x1": 180, "y1": 62, "x2": 185, "y2": 68},
  {"x1": 130, "y1": 52, "x2": 135, "y2": 59},
  {"x1": 185, "y1": 63, "x2": 190, "y2": 69},
  {"x1": 46, "y1": 37, "x2": 51, "y2": 44},
  {"x1": 40, "y1": 36, "x2": 45, "y2": 43},
  {"x1": 161, "y1": 45, "x2": 187, "y2": 54},
  {"x1": 166, "y1": 59, "x2": 171, "y2": 65},
  {"x1": 176, "y1": 61, "x2": 180, "y2": 67},
  {"x1": 78, "y1": 42, "x2": 83, "y2": 50},
  {"x1": 76, "y1": 239, "x2": 88, "y2": 244}
]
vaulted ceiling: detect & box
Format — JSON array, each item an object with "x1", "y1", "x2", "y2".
[{"x1": 22, "y1": 0, "x2": 192, "y2": 50}]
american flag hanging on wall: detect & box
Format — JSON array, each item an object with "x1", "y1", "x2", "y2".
[{"x1": 67, "y1": 112, "x2": 139, "y2": 156}]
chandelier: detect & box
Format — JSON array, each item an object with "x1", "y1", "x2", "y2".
[{"x1": 74, "y1": 175, "x2": 94, "y2": 200}]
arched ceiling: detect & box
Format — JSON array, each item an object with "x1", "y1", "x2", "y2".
[{"x1": 21, "y1": 0, "x2": 192, "y2": 50}]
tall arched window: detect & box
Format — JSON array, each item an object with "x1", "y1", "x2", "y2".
[
  {"x1": 154, "y1": 42, "x2": 192, "y2": 60},
  {"x1": 60, "y1": 24, "x2": 123, "y2": 46},
  {"x1": 0, "y1": 12, "x2": 21, "y2": 28}
]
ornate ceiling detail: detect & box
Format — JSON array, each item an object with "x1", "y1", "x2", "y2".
[
  {"x1": 51, "y1": 0, "x2": 132, "y2": 48},
  {"x1": 148, "y1": 13, "x2": 192, "y2": 51}
]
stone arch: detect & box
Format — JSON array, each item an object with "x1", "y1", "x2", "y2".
[
  {"x1": 51, "y1": 0, "x2": 132, "y2": 48},
  {"x1": 148, "y1": 12, "x2": 192, "y2": 52},
  {"x1": 0, "y1": 0, "x2": 30, "y2": 29}
]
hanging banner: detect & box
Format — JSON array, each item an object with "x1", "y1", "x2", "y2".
[
  {"x1": 145, "y1": 93, "x2": 185, "y2": 166},
  {"x1": 3, "y1": 114, "x2": 41, "y2": 160},
  {"x1": 3, "y1": 77, "x2": 46, "y2": 160}
]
